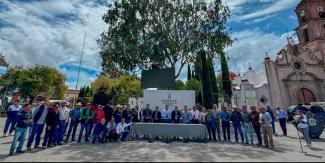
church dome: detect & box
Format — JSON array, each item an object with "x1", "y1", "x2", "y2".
[{"x1": 216, "y1": 71, "x2": 237, "y2": 81}]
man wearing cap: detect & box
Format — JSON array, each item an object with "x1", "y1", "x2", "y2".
[
  {"x1": 77, "y1": 103, "x2": 94, "y2": 143},
  {"x1": 65, "y1": 102, "x2": 82, "y2": 142}
]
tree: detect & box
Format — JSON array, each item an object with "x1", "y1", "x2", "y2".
[
  {"x1": 199, "y1": 51, "x2": 213, "y2": 109},
  {"x1": 78, "y1": 86, "x2": 92, "y2": 104},
  {"x1": 220, "y1": 52, "x2": 232, "y2": 104},
  {"x1": 207, "y1": 56, "x2": 219, "y2": 105},
  {"x1": 186, "y1": 78, "x2": 201, "y2": 98},
  {"x1": 176, "y1": 80, "x2": 186, "y2": 90},
  {"x1": 187, "y1": 64, "x2": 192, "y2": 80},
  {"x1": 0, "y1": 66, "x2": 68, "y2": 103},
  {"x1": 98, "y1": 0, "x2": 232, "y2": 78}
]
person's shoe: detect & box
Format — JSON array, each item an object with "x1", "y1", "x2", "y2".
[
  {"x1": 16, "y1": 150, "x2": 25, "y2": 154},
  {"x1": 27, "y1": 147, "x2": 32, "y2": 151},
  {"x1": 263, "y1": 145, "x2": 269, "y2": 148},
  {"x1": 245, "y1": 142, "x2": 249, "y2": 145},
  {"x1": 77, "y1": 140, "x2": 81, "y2": 143},
  {"x1": 71, "y1": 139, "x2": 76, "y2": 142},
  {"x1": 3, "y1": 134, "x2": 8, "y2": 137},
  {"x1": 250, "y1": 142, "x2": 254, "y2": 145},
  {"x1": 34, "y1": 146, "x2": 42, "y2": 149},
  {"x1": 10, "y1": 132, "x2": 15, "y2": 136},
  {"x1": 48, "y1": 145, "x2": 54, "y2": 148},
  {"x1": 308, "y1": 144, "x2": 313, "y2": 149},
  {"x1": 270, "y1": 146, "x2": 275, "y2": 150},
  {"x1": 8, "y1": 152, "x2": 14, "y2": 156},
  {"x1": 57, "y1": 143, "x2": 62, "y2": 145}
]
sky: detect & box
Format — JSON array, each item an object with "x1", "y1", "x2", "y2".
[{"x1": 0, "y1": 0, "x2": 301, "y2": 89}]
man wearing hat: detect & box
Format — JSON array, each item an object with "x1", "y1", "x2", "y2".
[{"x1": 65, "y1": 102, "x2": 82, "y2": 143}]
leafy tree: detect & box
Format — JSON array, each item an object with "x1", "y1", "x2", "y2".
[
  {"x1": 0, "y1": 66, "x2": 67, "y2": 103},
  {"x1": 186, "y1": 78, "x2": 201, "y2": 97},
  {"x1": 98, "y1": 0, "x2": 232, "y2": 78},
  {"x1": 207, "y1": 56, "x2": 219, "y2": 105},
  {"x1": 199, "y1": 51, "x2": 213, "y2": 109},
  {"x1": 187, "y1": 64, "x2": 192, "y2": 81},
  {"x1": 220, "y1": 51, "x2": 232, "y2": 104},
  {"x1": 78, "y1": 86, "x2": 93, "y2": 104},
  {"x1": 176, "y1": 80, "x2": 186, "y2": 90}
]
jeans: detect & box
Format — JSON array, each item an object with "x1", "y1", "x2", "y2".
[
  {"x1": 253, "y1": 125, "x2": 262, "y2": 145},
  {"x1": 271, "y1": 121, "x2": 275, "y2": 134},
  {"x1": 299, "y1": 127, "x2": 311, "y2": 145},
  {"x1": 243, "y1": 122, "x2": 253, "y2": 144},
  {"x1": 162, "y1": 119, "x2": 171, "y2": 123},
  {"x1": 261, "y1": 125, "x2": 274, "y2": 148},
  {"x1": 4, "y1": 117, "x2": 17, "y2": 135},
  {"x1": 42, "y1": 125, "x2": 58, "y2": 147},
  {"x1": 66, "y1": 120, "x2": 79, "y2": 141},
  {"x1": 57, "y1": 120, "x2": 66, "y2": 144},
  {"x1": 233, "y1": 123, "x2": 244, "y2": 142},
  {"x1": 10, "y1": 127, "x2": 27, "y2": 153},
  {"x1": 27, "y1": 124, "x2": 45, "y2": 148},
  {"x1": 279, "y1": 118, "x2": 287, "y2": 136},
  {"x1": 78, "y1": 121, "x2": 91, "y2": 142},
  {"x1": 119, "y1": 131, "x2": 129, "y2": 141},
  {"x1": 93, "y1": 130, "x2": 108, "y2": 144},
  {"x1": 27, "y1": 126, "x2": 33, "y2": 140},
  {"x1": 206, "y1": 123, "x2": 216, "y2": 141},
  {"x1": 222, "y1": 121, "x2": 231, "y2": 141}
]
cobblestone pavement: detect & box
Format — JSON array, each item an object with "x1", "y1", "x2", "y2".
[{"x1": 0, "y1": 118, "x2": 324, "y2": 162}]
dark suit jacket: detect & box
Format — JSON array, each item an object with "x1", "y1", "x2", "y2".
[{"x1": 152, "y1": 111, "x2": 161, "y2": 123}]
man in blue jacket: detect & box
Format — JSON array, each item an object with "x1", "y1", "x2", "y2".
[
  {"x1": 9, "y1": 103, "x2": 32, "y2": 156},
  {"x1": 4, "y1": 100, "x2": 21, "y2": 137},
  {"x1": 220, "y1": 107, "x2": 231, "y2": 142},
  {"x1": 65, "y1": 102, "x2": 82, "y2": 143},
  {"x1": 231, "y1": 107, "x2": 244, "y2": 143}
]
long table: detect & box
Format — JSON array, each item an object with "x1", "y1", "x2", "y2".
[{"x1": 131, "y1": 123, "x2": 208, "y2": 139}]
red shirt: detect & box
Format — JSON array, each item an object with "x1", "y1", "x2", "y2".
[{"x1": 93, "y1": 107, "x2": 105, "y2": 124}]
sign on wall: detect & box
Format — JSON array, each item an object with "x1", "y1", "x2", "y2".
[{"x1": 143, "y1": 90, "x2": 195, "y2": 110}]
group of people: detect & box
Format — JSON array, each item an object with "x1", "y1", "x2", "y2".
[{"x1": 3, "y1": 98, "x2": 313, "y2": 156}]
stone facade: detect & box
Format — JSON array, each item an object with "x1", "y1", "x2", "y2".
[{"x1": 233, "y1": 0, "x2": 325, "y2": 108}]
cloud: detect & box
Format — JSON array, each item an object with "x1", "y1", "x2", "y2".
[
  {"x1": 0, "y1": 0, "x2": 107, "y2": 88},
  {"x1": 225, "y1": 28, "x2": 294, "y2": 73}
]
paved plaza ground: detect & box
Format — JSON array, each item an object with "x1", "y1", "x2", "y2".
[{"x1": 0, "y1": 117, "x2": 324, "y2": 162}]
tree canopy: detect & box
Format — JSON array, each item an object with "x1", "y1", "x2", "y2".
[
  {"x1": 98, "y1": 0, "x2": 232, "y2": 78},
  {"x1": 0, "y1": 66, "x2": 68, "y2": 102}
]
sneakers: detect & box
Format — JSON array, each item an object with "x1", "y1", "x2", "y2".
[
  {"x1": 42, "y1": 146, "x2": 47, "y2": 149},
  {"x1": 27, "y1": 147, "x2": 33, "y2": 151},
  {"x1": 16, "y1": 150, "x2": 25, "y2": 154}
]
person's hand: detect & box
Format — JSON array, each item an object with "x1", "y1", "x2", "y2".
[{"x1": 47, "y1": 126, "x2": 51, "y2": 130}]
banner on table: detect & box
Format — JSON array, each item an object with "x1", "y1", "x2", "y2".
[{"x1": 143, "y1": 90, "x2": 195, "y2": 110}]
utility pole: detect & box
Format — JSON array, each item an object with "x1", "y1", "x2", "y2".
[{"x1": 72, "y1": 33, "x2": 87, "y2": 108}]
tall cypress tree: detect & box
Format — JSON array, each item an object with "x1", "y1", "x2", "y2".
[
  {"x1": 187, "y1": 64, "x2": 192, "y2": 81},
  {"x1": 199, "y1": 51, "x2": 213, "y2": 109},
  {"x1": 220, "y1": 52, "x2": 232, "y2": 105},
  {"x1": 207, "y1": 56, "x2": 219, "y2": 105}
]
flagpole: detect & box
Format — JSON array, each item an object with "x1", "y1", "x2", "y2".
[{"x1": 73, "y1": 33, "x2": 86, "y2": 108}]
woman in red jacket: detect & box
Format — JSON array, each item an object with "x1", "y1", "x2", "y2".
[{"x1": 94, "y1": 105, "x2": 105, "y2": 125}]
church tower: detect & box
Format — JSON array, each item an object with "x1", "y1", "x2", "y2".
[{"x1": 295, "y1": 0, "x2": 325, "y2": 44}]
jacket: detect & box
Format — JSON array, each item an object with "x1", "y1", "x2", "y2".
[
  {"x1": 205, "y1": 112, "x2": 217, "y2": 128},
  {"x1": 143, "y1": 108, "x2": 152, "y2": 119},
  {"x1": 171, "y1": 110, "x2": 181, "y2": 123},
  {"x1": 80, "y1": 108, "x2": 94, "y2": 123},
  {"x1": 103, "y1": 106, "x2": 114, "y2": 122},
  {"x1": 94, "y1": 108, "x2": 105, "y2": 124},
  {"x1": 152, "y1": 111, "x2": 162, "y2": 123},
  {"x1": 16, "y1": 110, "x2": 32, "y2": 128},
  {"x1": 231, "y1": 111, "x2": 243, "y2": 125},
  {"x1": 113, "y1": 110, "x2": 122, "y2": 124},
  {"x1": 46, "y1": 109, "x2": 60, "y2": 126},
  {"x1": 122, "y1": 110, "x2": 132, "y2": 122},
  {"x1": 242, "y1": 112, "x2": 252, "y2": 123},
  {"x1": 7, "y1": 104, "x2": 21, "y2": 119},
  {"x1": 70, "y1": 107, "x2": 81, "y2": 121}
]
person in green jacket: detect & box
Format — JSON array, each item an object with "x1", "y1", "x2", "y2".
[{"x1": 77, "y1": 103, "x2": 94, "y2": 143}]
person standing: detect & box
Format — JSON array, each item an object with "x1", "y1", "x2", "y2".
[
  {"x1": 4, "y1": 99, "x2": 21, "y2": 137},
  {"x1": 57, "y1": 102, "x2": 69, "y2": 145},
  {"x1": 65, "y1": 102, "x2": 81, "y2": 142},
  {"x1": 161, "y1": 105, "x2": 171, "y2": 123},
  {"x1": 131, "y1": 106, "x2": 141, "y2": 122},
  {"x1": 191, "y1": 106, "x2": 201, "y2": 124},
  {"x1": 171, "y1": 106, "x2": 181, "y2": 123},
  {"x1": 77, "y1": 103, "x2": 94, "y2": 143},
  {"x1": 9, "y1": 103, "x2": 32, "y2": 156},
  {"x1": 42, "y1": 103, "x2": 60, "y2": 148},
  {"x1": 200, "y1": 107, "x2": 207, "y2": 124},
  {"x1": 152, "y1": 106, "x2": 162, "y2": 123},
  {"x1": 297, "y1": 111, "x2": 312, "y2": 148},
  {"x1": 205, "y1": 109, "x2": 217, "y2": 141},
  {"x1": 251, "y1": 106, "x2": 262, "y2": 146},
  {"x1": 182, "y1": 106, "x2": 192, "y2": 124},
  {"x1": 27, "y1": 98, "x2": 49, "y2": 150},
  {"x1": 116, "y1": 118, "x2": 133, "y2": 141},
  {"x1": 113, "y1": 106, "x2": 122, "y2": 124},
  {"x1": 259, "y1": 107, "x2": 274, "y2": 149},
  {"x1": 220, "y1": 107, "x2": 231, "y2": 142},
  {"x1": 242, "y1": 106, "x2": 253, "y2": 145},
  {"x1": 276, "y1": 107, "x2": 288, "y2": 136},
  {"x1": 94, "y1": 105, "x2": 105, "y2": 125},
  {"x1": 143, "y1": 104, "x2": 152, "y2": 123},
  {"x1": 266, "y1": 106, "x2": 276, "y2": 134},
  {"x1": 122, "y1": 104, "x2": 132, "y2": 123},
  {"x1": 212, "y1": 106, "x2": 221, "y2": 141},
  {"x1": 103, "y1": 102, "x2": 114, "y2": 125},
  {"x1": 231, "y1": 108, "x2": 244, "y2": 143}
]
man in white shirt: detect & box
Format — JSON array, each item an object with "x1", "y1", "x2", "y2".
[
  {"x1": 161, "y1": 105, "x2": 171, "y2": 123},
  {"x1": 116, "y1": 118, "x2": 133, "y2": 141},
  {"x1": 57, "y1": 102, "x2": 69, "y2": 145},
  {"x1": 297, "y1": 111, "x2": 312, "y2": 148},
  {"x1": 191, "y1": 106, "x2": 201, "y2": 124}
]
